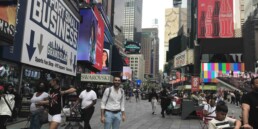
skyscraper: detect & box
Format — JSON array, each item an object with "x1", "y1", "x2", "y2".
[
  {"x1": 123, "y1": 0, "x2": 143, "y2": 43},
  {"x1": 141, "y1": 28, "x2": 159, "y2": 79}
]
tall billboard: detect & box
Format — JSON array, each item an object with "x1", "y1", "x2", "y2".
[
  {"x1": 77, "y1": 7, "x2": 104, "y2": 71},
  {"x1": 17, "y1": 0, "x2": 80, "y2": 76},
  {"x1": 198, "y1": 0, "x2": 234, "y2": 38},
  {"x1": 0, "y1": 1, "x2": 17, "y2": 45}
]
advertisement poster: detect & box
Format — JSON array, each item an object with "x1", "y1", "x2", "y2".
[
  {"x1": 92, "y1": 6, "x2": 104, "y2": 71},
  {"x1": 77, "y1": 7, "x2": 104, "y2": 71},
  {"x1": 100, "y1": 48, "x2": 109, "y2": 74},
  {"x1": 191, "y1": 76, "x2": 200, "y2": 92},
  {"x1": 0, "y1": 3, "x2": 17, "y2": 44},
  {"x1": 77, "y1": 9, "x2": 95, "y2": 61},
  {"x1": 198, "y1": 0, "x2": 234, "y2": 38},
  {"x1": 122, "y1": 66, "x2": 132, "y2": 80},
  {"x1": 19, "y1": 0, "x2": 80, "y2": 76}
]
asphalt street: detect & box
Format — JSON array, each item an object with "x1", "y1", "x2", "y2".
[{"x1": 7, "y1": 97, "x2": 242, "y2": 129}]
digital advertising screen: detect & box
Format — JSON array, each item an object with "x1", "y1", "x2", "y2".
[
  {"x1": 201, "y1": 63, "x2": 245, "y2": 83},
  {"x1": 198, "y1": 0, "x2": 234, "y2": 38},
  {"x1": 77, "y1": 8, "x2": 95, "y2": 62},
  {"x1": 77, "y1": 7, "x2": 104, "y2": 71},
  {"x1": 100, "y1": 48, "x2": 110, "y2": 74}
]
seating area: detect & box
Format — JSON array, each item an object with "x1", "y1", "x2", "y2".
[{"x1": 217, "y1": 73, "x2": 255, "y2": 92}]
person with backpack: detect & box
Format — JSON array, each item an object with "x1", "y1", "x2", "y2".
[
  {"x1": 100, "y1": 76, "x2": 125, "y2": 129},
  {"x1": 0, "y1": 85, "x2": 15, "y2": 129}
]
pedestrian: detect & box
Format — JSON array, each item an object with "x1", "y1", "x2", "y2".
[
  {"x1": 0, "y1": 85, "x2": 15, "y2": 129},
  {"x1": 135, "y1": 88, "x2": 140, "y2": 102},
  {"x1": 203, "y1": 97, "x2": 216, "y2": 122},
  {"x1": 241, "y1": 77, "x2": 258, "y2": 129},
  {"x1": 37, "y1": 77, "x2": 76, "y2": 129},
  {"x1": 148, "y1": 88, "x2": 158, "y2": 115},
  {"x1": 160, "y1": 87, "x2": 170, "y2": 118},
  {"x1": 29, "y1": 82, "x2": 48, "y2": 129},
  {"x1": 100, "y1": 76, "x2": 125, "y2": 129},
  {"x1": 208, "y1": 101, "x2": 241, "y2": 129},
  {"x1": 77, "y1": 83, "x2": 97, "y2": 129},
  {"x1": 6, "y1": 83, "x2": 22, "y2": 122}
]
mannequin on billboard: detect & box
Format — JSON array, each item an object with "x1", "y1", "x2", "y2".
[{"x1": 102, "y1": 50, "x2": 109, "y2": 68}]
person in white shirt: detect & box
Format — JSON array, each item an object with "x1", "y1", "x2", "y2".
[
  {"x1": 0, "y1": 85, "x2": 15, "y2": 129},
  {"x1": 208, "y1": 101, "x2": 241, "y2": 129},
  {"x1": 203, "y1": 97, "x2": 216, "y2": 122},
  {"x1": 101, "y1": 76, "x2": 125, "y2": 129},
  {"x1": 77, "y1": 83, "x2": 97, "y2": 129},
  {"x1": 30, "y1": 82, "x2": 48, "y2": 129}
]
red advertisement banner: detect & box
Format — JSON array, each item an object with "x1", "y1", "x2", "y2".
[
  {"x1": 191, "y1": 76, "x2": 200, "y2": 92},
  {"x1": 93, "y1": 6, "x2": 104, "y2": 71},
  {"x1": 198, "y1": 0, "x2": 234, "y2": 38}
]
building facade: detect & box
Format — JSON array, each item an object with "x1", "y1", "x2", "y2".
[
  {"x1": 128, "y1": 54, "x2": 145, "y2": 81},
  {"x1": 123, "y1": 0, "x2": 143, "y2": 42},
  {"x1": 164, "y1": 8, "x2": 180, "y2": 64},
  {"x1": 141, "y1": 28, "x2": 159, "y2": 79}
]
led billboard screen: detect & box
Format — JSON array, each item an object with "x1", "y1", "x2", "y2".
[
  {"x1": 198, "y1": 0, "x2": 234, "y2": 38},
  {"x1": 77, "y1": 9, "x2": 95, "y2": 62},
  {"x1": 201, "y1": 63, "x2": 245, "y2": 83}
]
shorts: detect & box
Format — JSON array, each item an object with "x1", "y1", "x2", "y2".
[{"x1": 48, "y1": 114, "x2": 62, "y2": 123}]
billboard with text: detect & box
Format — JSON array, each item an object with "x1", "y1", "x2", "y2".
[
  {"x1": 198, "y1": 0, "x2": 234, "y2": 38},
  {"x1": 19, "y1": 0, "x2": 80, "y2": 76},
  {"x1": 0, "y1": 1, "x2": 17, "y2": 45}
]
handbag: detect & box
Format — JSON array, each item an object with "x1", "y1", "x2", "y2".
[{"x1": 39, "y1": 110, "x2": 48, "y2": 124}]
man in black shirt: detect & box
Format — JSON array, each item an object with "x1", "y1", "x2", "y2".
[{"x1": 241, "y1": 77, "x2": 258, "y2": 129}]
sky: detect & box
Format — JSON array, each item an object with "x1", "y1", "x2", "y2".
[{"x1": 142, "y1": 0, "x2": 187, "y2": 71}]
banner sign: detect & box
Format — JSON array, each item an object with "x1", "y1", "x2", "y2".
[
  {"x1": 174, "y1": 51, "x2": 187, "y2": 68},
  {"x1": 92, "y1": 6, "x2": 104, "y2": 71},
  {"x1": 0, "y1": 3, "x2": 17, "y2": 45},
  {"x1": 19, "y1": 0, "x2": 80, "y2": 76},
  {"x1": 191, "y1": 76, "x2": 200, "y2": 92},
  {"x1": 81, "y1": 74, "x2": 113, "y2": 83},
  {"x1": 198, "y1": 0, "x2": 234, "y2": 38}
]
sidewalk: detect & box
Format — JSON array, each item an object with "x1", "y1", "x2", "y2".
[{"x1": 7, "y1": 97, "x2": 242, "y2": 129}]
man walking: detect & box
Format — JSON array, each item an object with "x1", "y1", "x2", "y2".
[
  {"x1": 101, "y1": 76, "x2": 125, "y2": 129},
  {"x1": 78, "y1": 83, "x2": 97, "y2": 129}
]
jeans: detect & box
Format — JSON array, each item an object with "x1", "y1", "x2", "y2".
[
  {"x1": 104, "y1": 111, "x2": 122, "y2": 129},
  {"x1": 30, "y1": 111, "x2": 42, "y2": 129},
  {"x1": 82, "y1": 106, "x2": 95, "y2": 129},
  {"x1": 151, "y1": 99, "x2": 157, "y2": 113}
]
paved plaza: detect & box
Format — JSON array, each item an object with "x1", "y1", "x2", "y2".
[{"x1": 7, "y1": 98, "x2": 241, "y2": 129}]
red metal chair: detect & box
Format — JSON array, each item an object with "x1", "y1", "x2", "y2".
[{"x1": 196, "y1": 110, "x2": 212, "y2": 129}]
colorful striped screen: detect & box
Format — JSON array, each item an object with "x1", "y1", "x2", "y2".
[{"x1": 200, "y1": 63, "x2": 245, "y2": 83}]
